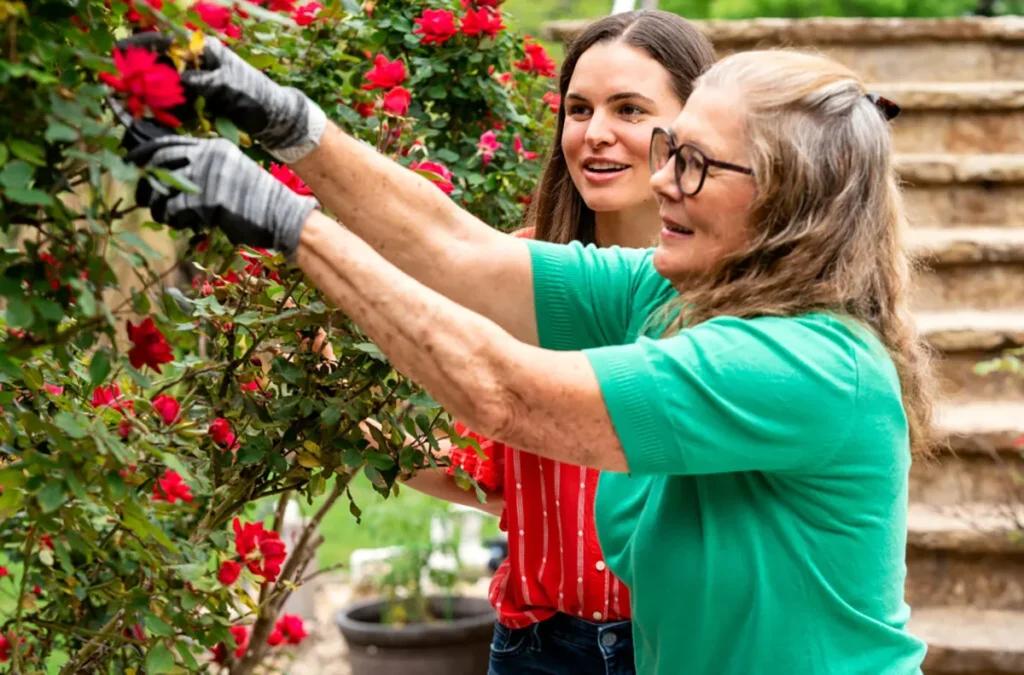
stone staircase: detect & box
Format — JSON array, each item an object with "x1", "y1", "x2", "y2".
[{"x1": 542, "y1": 16, "x2": 1024, "y2": 674}]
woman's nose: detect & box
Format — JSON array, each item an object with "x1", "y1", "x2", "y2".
[{"x1": 584, "y1": 110, "x2": 616, "y2": 148}]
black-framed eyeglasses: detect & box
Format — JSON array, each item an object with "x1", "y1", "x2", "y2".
[{"x1": 649, "y1": 127, "x2": 754, "y2": 197}]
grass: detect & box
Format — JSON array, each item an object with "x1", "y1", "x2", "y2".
[{"x1": 296, "y1": 472, "x2": 501, "y2": 571}]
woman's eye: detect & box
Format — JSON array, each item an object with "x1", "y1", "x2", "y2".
[
  {"x1": 568, "y1": 105, "x2": 591, "y2": 116},
  {"x1": 620, "y1": 104, "x2": 645, "y2": 116}
]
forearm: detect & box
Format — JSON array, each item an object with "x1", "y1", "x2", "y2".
[
  {"x1": 296, "y1": 211, "x2": 628, "y2": 472},
  {"x1": 290, "y1": 122, "x2": 537, "y2": 343},
  {"x1": 401, "y1": 469, "x2": 505, "y2": 518}
]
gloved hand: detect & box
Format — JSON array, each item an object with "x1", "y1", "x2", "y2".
[
  {"x1": 115, "y1": 33, "x2": 326, "y2": 163},
  {"x1": 126, "y1": 136, "x2": 317, "y2": 253}
]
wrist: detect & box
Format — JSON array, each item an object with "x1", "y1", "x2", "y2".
[{"x1": 266, "y1": 93, "x2": 327, "y2": 164}]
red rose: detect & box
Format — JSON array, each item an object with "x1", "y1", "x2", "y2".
[
  {"x1": 32, "y1": 585, "x2": 41, "y2": 595},
  {"x1": 413, "y1": 9, "x2": 457, "y2": 45},
  {"x1": 514, "y1": 40, "x2": 557, "y2": 78},
  {"x1": 265, "y1": 0, "x2": 295, "y2": 11},
  {"x1": 99, "y1": 46, "x2": 186, "y2": 128},
  {"x1": 209, "y1": 418, "x2": 238, "y2": 450},
  {"x1": 292, "y1": 1, "x2": 322, "y2": 25},
  {"x1": 187, "y1": 1, "x2": 242, "y2": 39},
  {"x1": 119, "y1": 420, "x2": 132, "y2": 438},
  {"x1": 218, "y1": 560, "x2": 242, "y2": 585},
  {"x1": 542, "y1": 91, "x2": 561, "y2": 114},
  {"x1": 125, "y1": 0, "x2": 162, "y2": 26},
  {"x1": 382, "y1": 87, "x2": 411, "y2": 116},
  {"x1": 363, "y1": 54, "x2": 406, "y2": 90},
  {"x1": 461, "y1": 7, "x2": 504, "y2": 38},
  {"x1": 152, "y1": 469, "x2": 193, "y2": 504},
  {"x1": 355, "y1": 100, "x2": 377, "y2": 117},
  {"x1": 477, "y1": 130, "x2": 501, "y2": 166},
  {"x1": 268, "y1": 163, "x2": 313, "y2": 196},
  {"x1": 39, "y1": 535, "x2": 54, "y2": 551},
  {"x1": 211, "y1": 625, "x2": 250, "y2": 664},
  {"x1": 43, "y1": 384, "x2": 63, "y2": 396},
  {"x1": 233, "y1": 518, "x2": 288, "y2": 582},
  {"x1": 267, "y1": 614, "x2": 308, "y2": 646},
  {"x1": 92, "y1": 384, "x2": 131, "y2": 412},
  {"x1": 152, "y1": 394, "x2": 180, "y2": 426},
  {"x1": 514, "y1": 135, "x2": 539, "y2": 160},
  {"x1": 127, "y1": 318, "x2": 174, "y2": 373},
  {"x1": 0, "y1": 566, "x2": 7, "y2": 579},
  {"x1": 0, "y1": 633, "x2": 25, "y2": 663},
  {"x1": 410, "y1": 160, "x2": 454, "y2": 195}
]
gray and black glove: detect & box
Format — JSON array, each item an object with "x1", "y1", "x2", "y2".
[
  {"x1": 115, "y1": 33, "x2": 326, "y2": 163},
  {"x1": 126, "y1": 136, "x2": 316, "y2": 253}
]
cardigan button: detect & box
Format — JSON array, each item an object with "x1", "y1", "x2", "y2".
[{"x1": 595, "y1": 561, "x2": 606, "y2": 572}]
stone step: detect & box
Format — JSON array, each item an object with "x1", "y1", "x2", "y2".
[
  {"x1": 911, "y1": 400, "x2": 1024, "y2": 505},
  {"x1": 912, "y1": 606, "x2": 1024, "y2": 673},
  {"x1": 542, "y1": 17, "x2": 1024, "y2": 83},
  {"x1": 910, "y1": 227, "x2": 1024, "y2": 312},
  {"x1": 907, "y1": 504, "x2": 1024, "y2": 613},
  {"x1": 916, "y1": 310, "x2": 1024, "y2": 403},
  {"x1": 875, "y1": 82, "x2": 1024, "y2": 154},
  {"x1": 898, "y1": 154, "x2": 1024, "y2": 229}
]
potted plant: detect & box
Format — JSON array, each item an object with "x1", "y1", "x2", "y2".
[{"x1": 336, "y1": 503, "x2": 497, "y2": 675}]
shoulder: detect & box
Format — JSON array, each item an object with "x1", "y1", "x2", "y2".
[{"x1": 653, "y1": 313, "x2": 891, "y2": 409}]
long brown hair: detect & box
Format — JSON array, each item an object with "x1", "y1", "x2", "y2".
[
  {"x1": 525, "y1": 10, "x2": 716, "y2": 245},
  {"x1": 662, "y1": 50, "x2": 936, "y2": 458}
]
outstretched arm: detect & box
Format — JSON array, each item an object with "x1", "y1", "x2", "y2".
[
  {"x1": 297, "y1": 211, "x2": 630, "y2": 473},
  {"x1": 291, "y1": 123, "x2": 540, "y2": 345}
]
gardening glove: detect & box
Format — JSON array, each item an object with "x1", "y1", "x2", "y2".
[
  {"x1": 115, "y1": 33, "x2": 327, "y2": 163},
  {"x1": 126, "y1": 136, "x2": 316, "y2": 253}
]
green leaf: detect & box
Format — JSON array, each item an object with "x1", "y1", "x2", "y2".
[
  {"x1": 54, "y1": 412, "x2": 87, "y2": 439},
  {"x1": 117, "y1": 230, "x2": 163, "y2": 260},
  {"x1": 176, "y1": 640, "x2": 200, "y2": 670},
  {"x1": 45, "y1": 120, "x2": 79, "y2": 143},
  {"x1": 106, "y1": 471, "x2": 127, "y2": 500},
  {"x1": 37, "y1": 480, "x2": 67, "y2": 513},
  {"x1": 236, "y1": 443, "x2": 264, "y2": 465},
  {"x1": 35, "y1": 299, "x2": 64, "y2": 322},
  {"x1": 364, "y1": 451, "x2": 395, "y2": 471},
  {"x1": 150, "y1": 167, "x2": 200, "y2": 193},
  {"x1": 89, "y1": 349, "x2": 112, "y2": 387},
  {"x1": 144, "y1": 642, "x2": 176, "y2": 673},
  {"x1": 320, "y1": 406, "x2": 341, "y2": 428},
  {"x1": 4, "y1": 187, "x2": 53, "y2": 206},
  {"x1": 271, "y1": 356, "x2": 305, "y2": 385},
  {"x1": 9, "y1": 139, "x2": 45, "y2": 166},
  {"x1": 145, "y1": 613, "x2": 176, "y2": 637},
  {"x1": 0, "y1": 143, "x2": 7, "y2": 167},
  {"x1": 4, "y1": 296, "x2": 34, "y2": 328},
  {"x1": 427, "y1": 84, "x2": 447, "y2": 99},
  {"x1": 434, "y1": 148, "x2": 459, "y2": 163},
  {"x1": 353, "y1": 342, "x2": 385, "y2": 361},
  {"x1": 215, "y1": 118, "x2": 240, "y2": 145}
]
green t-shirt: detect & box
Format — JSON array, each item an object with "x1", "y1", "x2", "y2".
[{"x1": 528, "y1": 239, "x2": 927, "y2": 675}]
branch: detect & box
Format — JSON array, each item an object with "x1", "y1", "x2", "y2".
[
  {"x1": 11, "y1": 528, "x2": 37, "y2": 671},
  {"x1": 59, "y1": 609, "x2": 125, "y2": 675}
]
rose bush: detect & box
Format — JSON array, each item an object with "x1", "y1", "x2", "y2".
[{"x1": 0, "y1": 0, "x2": 556, "y2": 672}]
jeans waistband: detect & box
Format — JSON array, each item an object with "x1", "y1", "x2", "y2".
[{"x1": 542, "y1": 611, "x2": 633, "y2": 644}]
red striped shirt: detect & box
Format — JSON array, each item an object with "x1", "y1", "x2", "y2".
[{"x1": 445, "y1": 228, "x2": 631, "y2": 630}]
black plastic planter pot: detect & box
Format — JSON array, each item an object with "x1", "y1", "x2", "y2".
[{"x1": 336, "y1": 595, "x2": 497, "y2": 675}]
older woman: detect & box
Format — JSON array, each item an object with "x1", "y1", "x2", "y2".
[{"x1": 125, "y1": 36, "x2": 936, "y2": 673}]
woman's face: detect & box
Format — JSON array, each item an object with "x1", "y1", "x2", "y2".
[
  {"x1": 650, "y1": 85, "x2": 757, "y2": 283},
  {"x1": 561, "y1": 41, "x2": 683, "y2": 216}
]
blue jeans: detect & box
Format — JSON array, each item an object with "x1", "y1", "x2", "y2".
[{"x1": 487, "y1": 613, "x2": 635, "y2": 675}]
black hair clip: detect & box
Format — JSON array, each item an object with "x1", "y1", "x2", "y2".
[{"x1": 865, "y1": 93, "x2": 900, "y2": 121}]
